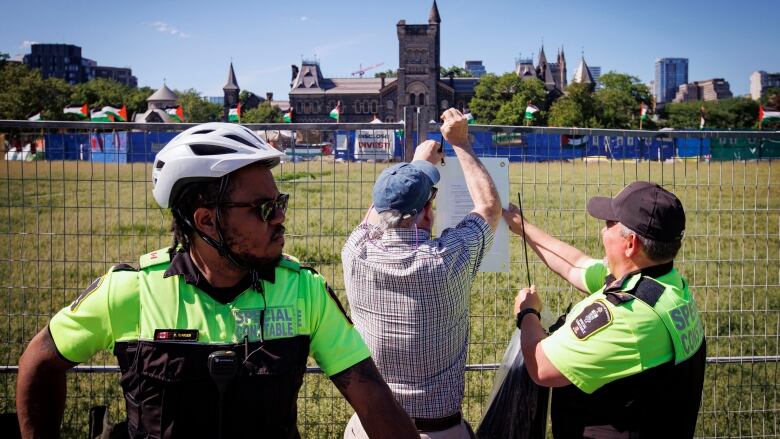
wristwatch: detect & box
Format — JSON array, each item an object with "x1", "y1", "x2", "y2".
[{"x1": 516, "y1": 308, "x2": 541, "y2": 329}]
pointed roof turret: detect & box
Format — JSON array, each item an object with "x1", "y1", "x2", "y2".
[
  {"x1": 558, "y1": 46, "x2": 566, "y2": 64},
  {"x1": 429, "y1": 0, "x2": 441, "y2": 23},
  {"x1": 538, "y1": 45, "x2": 548, "y2": 68},
  {"x1": 572, "y1": 55, "x2": 594, "y2": 85},
  {"x1": 147, "y1": 83, "x2": 178, "y2": 102},
  {"x1": 223, "y1": 62, "x2": 239, "y2": 91}
]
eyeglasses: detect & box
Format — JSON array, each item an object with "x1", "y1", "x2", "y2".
[
  {"x1": 219, "y1": 193, "x2": 289, "y2": 222},
  {"x1": 428, "y1": 187, "x2": 438, "y2": 203}
]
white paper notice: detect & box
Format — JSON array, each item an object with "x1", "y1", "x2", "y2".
[{"x1": 434, "y1": 157, "x2": 510, "y2": 272}]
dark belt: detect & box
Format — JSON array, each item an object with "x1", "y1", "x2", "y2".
[{"x1": 412, "y1": 412, "x2": 462, "y2": 432}]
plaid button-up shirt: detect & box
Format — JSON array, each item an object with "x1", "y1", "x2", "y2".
[{"x1": 342, "y1": 213, "x2": 493, "y2": 418}]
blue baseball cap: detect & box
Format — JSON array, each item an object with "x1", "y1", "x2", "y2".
[{"x1": 372, "y1": 160, "x2": 440, "y2": 217}]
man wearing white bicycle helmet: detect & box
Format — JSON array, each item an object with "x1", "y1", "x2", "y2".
[{"x1": 17, "y1": 123, "x2": 418, "y2": 439}]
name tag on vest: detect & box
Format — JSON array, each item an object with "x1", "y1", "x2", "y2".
[{"x1": 154, "y1": 329, "x2": 199, "y2": 342}]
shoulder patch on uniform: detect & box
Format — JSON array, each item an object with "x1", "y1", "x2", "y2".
[
  {"x1": 325, "y1": 284, "x2": 353, "y2": 325},
  {"x1": 570, "y1": 300, "x2": 613, "y2": 340},
  {"x1": 139, "y1": 248, "x2": 172, "y2": 269},
  {"x1": 278, "y1": 254, "x2": 301, "y2": 272},
  {"x1": 70, "y1": 275, "x2": 105, "y2": 311},
  {"x1": 632, "y1": 276, "x2": 666, "y2": 307}
]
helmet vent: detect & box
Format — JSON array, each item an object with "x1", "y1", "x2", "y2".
[
  {"x1": 192, "y1": 129, "x2": 215, "y2": 135},
  {"x1": 224, "y1": 134, "x2": 258, "y2": 149},
  {"x1": 155, "y1": 160, "x2": 165, "y2": 169},
  {"x1": 189, "y1": 144, "x2": 236, "y2": 156}
]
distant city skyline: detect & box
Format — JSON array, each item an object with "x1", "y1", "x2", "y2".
[{"x1": 2, "y1": 0, "x2": 778, "y2": 100}]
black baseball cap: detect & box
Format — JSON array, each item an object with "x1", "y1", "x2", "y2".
[{"x1": 586, "y1": 181, "x2": 685, "y2": 242}]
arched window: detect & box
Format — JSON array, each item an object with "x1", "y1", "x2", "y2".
[
  {"x1": 440, "y1": 99, "x2": 449, "y2": 109},
  {"x1": 304, "y1": 102, "x2": 311, "y2": 114},
  {"x1": 418, "y1": 93, "x2": 425, "y2": 106},
  {"x1": 371, "y1": 100, "x2": 378, "y2": 113},
  {"x1": 296, "y1": 102, "x2": 302, "y2": 113},
  {"x1": 409, "y1": 94, "x2": 416, "y2": 105},
  {"x1": 354, "y1": 102, "x2": 360, "y2": 113},
  {"x1": 386, "y1": 100, "x2": 394, "y2": 110}
]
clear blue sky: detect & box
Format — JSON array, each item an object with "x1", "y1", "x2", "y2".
[{"x1": 3, "y1": 0, "x2": 778, "y2": 99}]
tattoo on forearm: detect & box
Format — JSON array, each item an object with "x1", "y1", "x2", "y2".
[{"x1": 331, "y1": 358, "x2": 385, "y2": 399}]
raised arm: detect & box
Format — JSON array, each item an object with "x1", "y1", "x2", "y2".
[
  {"x1": 440, "y1": 109, "x2": 501, "y2": 232},
  {"x1": 17, "y1": 327, "x2": 76, "y2": 438},
  {"x1": 503, "y1": 203, "x2": 593, "y2": 293},
  {"x1": 331, "y1": 358, "x2": 418, "y2": 439}
]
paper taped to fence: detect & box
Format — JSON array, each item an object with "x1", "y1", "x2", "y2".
[
  {"x1": 434, "y1": 157, "x2": 509, "y2": 272},
  {"x1": 354, "y1": 128, "x2": 394, "y2": 160}
]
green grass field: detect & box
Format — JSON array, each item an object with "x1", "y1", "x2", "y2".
[{"x1": 1, "y1": 158, "x2": 778, "y2": 438}]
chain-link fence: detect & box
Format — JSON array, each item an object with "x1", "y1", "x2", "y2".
[{"x1": 1, "y1": 120, "x2": 778, "y2": 438}]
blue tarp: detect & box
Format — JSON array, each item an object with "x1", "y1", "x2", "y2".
[{"x1": 45, "y1": 130, "x2": 718, "y2": 163}]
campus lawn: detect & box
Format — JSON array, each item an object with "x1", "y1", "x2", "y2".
[{"x1": 1, "y1": 158, "x2": 777, "y2": 438}]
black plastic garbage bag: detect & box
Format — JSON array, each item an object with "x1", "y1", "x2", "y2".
[{"x1": 476, "y1": 328, "x2": 549, "y2": 439}]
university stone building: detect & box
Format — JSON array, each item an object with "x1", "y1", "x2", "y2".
[{"x1": 287, "y1": 1, "x2": 478, "y2": 125}]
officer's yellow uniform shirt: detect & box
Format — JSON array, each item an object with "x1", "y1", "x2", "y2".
[
  {"x1": 49, "y1": 252, "x2": 371, "y2": 377},
  {"x1": 540, "y1": 260, "x2": 675, "y2": 394}
]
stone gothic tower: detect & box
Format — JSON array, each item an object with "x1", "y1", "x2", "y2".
[
  {"x1": 558, "y1": 47, "x2": 568, "y2": 89},
  {"x1": 395, "y1": 0, "x2": 441, "y2": 123},
  {"x1": 223, "y1": 62, "x2": 240, "y2": 122}
]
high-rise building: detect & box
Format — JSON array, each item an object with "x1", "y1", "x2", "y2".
[
  {"x1": 94, "y1": 66, "x2": 137, "y2": 88},
  {"x1": 588, "y1": 66, "x2": 601, "y2": 84},
  {"x1": 22, "y1": 43, "x2": 136, "y2": 87},
  {"x1": 23, "y1": 44, "x2": 94, "y2": 84},
  {"x1": 654, "y1": 58, "x2": 688, "y2": 106},
  {"x1": 674, "y1": 78, "x2": 732, "y2": 102},
  {"x1": 750, "y1": 71, "x2": 780, "y2": 100},
  {"x1": 464, "y1": 60, "x2": 486, "y2": 77}
]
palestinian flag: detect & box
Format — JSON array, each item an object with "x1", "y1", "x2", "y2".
[
  {"x1": 640, "y1": 103, "x2": 649, "y2": 121},
  {"x1": 759, "y1": 106, "x2": 780, "y2": 122},
  {"x1": 524, "y1": 104, "x2": 539, "y2": 120},
  {"x1": 228, "y1": 102, "x2": 242, "y2": 122},
  {"x1": 464, "y1": 112, "x2": 476, "y2": 125},
  {"x1": 64, "y1": 104, "x2": 89, "y2": 119},
  {"x1": 103, "y1": 105, "x2": 127, "y2": 122},
  {"x1": 90, "y1": 109, "x2": 115, "y2": 122},
  {"x1": 283, "y1": 109, "x2": 293, "y2": 123},
  {"x1": 166, "y1": 106, "x2": 184, "y2": 122},
  {"x1": 27, "y1": 112, "x2": 42, "y2": 121},
  {"x1": 329, "y1": 102, "x2": 341, "y2": 121}
]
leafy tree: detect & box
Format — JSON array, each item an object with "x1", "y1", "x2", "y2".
[
  {"x1": 0, "y1": 62, "x2": 73, "y2": 120},
  {"x1": 469, "y1": 73, "x2": 547, "y2": 125},
  {"x1": 494, "y1": 80, "x2": 548, "y2": 125},
  {"x1": 174, "y1": 89, "x2": 223, "y2": 123},
  {"x1": 241, "y1": 101, "x2": 283, "y2": 123},
  {"x1": 594, "y1": 72, "x2": 652, "y2": 129},
  {"x1": 440, "y1": 65, "x2": 472, "y2": 78},
  {"x1": 663, "y1": 98, "x2": 759, "y2": 129},
  {"x1": 548, "y1": 82, "x2": 599, "y2": 127},
  {"x1": 760, "y1": 87, "x2": 780, "y2": 109},
  {"x1": 373, "y1": 69, "x2": 397, "y2": 78}
]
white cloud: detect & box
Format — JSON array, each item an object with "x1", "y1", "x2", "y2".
[
  {"x1": 300, "y1": 16, "x2": 308, "y2": 21},
  {"x1": 149, "y1": 21, "x2": 191, "y2": 39},
  {"x1": 20, "y1": 40, "x2": 39, "y2": 49}
]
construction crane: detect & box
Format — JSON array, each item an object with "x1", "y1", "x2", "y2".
[{"x1": 351, "y1": 62, "x2": 385, "y2": 78}]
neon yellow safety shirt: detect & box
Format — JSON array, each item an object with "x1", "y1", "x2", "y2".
[
  {"x1": 541, "y1": 259, "x2": 703, "y2": 394},
  {"x1": 50, "y1": 249, "x2": 370, "y2": 374}
]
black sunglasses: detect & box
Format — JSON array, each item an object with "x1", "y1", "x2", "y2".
[{"x1": 219, "y1": 193, "x2": 290, "y2": 222}]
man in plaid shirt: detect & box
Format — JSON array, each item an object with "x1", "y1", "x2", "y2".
[{"x1": 342, "y1": 109, "x2": 501, "y2": 438}]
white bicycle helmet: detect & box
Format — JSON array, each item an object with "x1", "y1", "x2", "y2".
[{"x1": 152, "y1": 122, "x2": 286, "y2": 208}]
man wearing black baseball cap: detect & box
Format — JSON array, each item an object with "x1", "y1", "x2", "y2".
[
  {"x1": 503, "y1": 181, "x2": 706, "y2": 438},
  {"x1": 342, "y1": 108, "x2": 501, "y2": 438}
]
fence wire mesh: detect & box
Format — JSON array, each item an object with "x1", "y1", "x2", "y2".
[{"x1": 0, "y1": 121, "x2": 778, "y2": 438}]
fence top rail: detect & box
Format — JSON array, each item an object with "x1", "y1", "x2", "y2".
[
  {"x1": 0, "y1": 120, "x2": 404, "y2": 131},
  {"x1": 2, "y1": 120, "x2": 779, "y2": 140}
]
